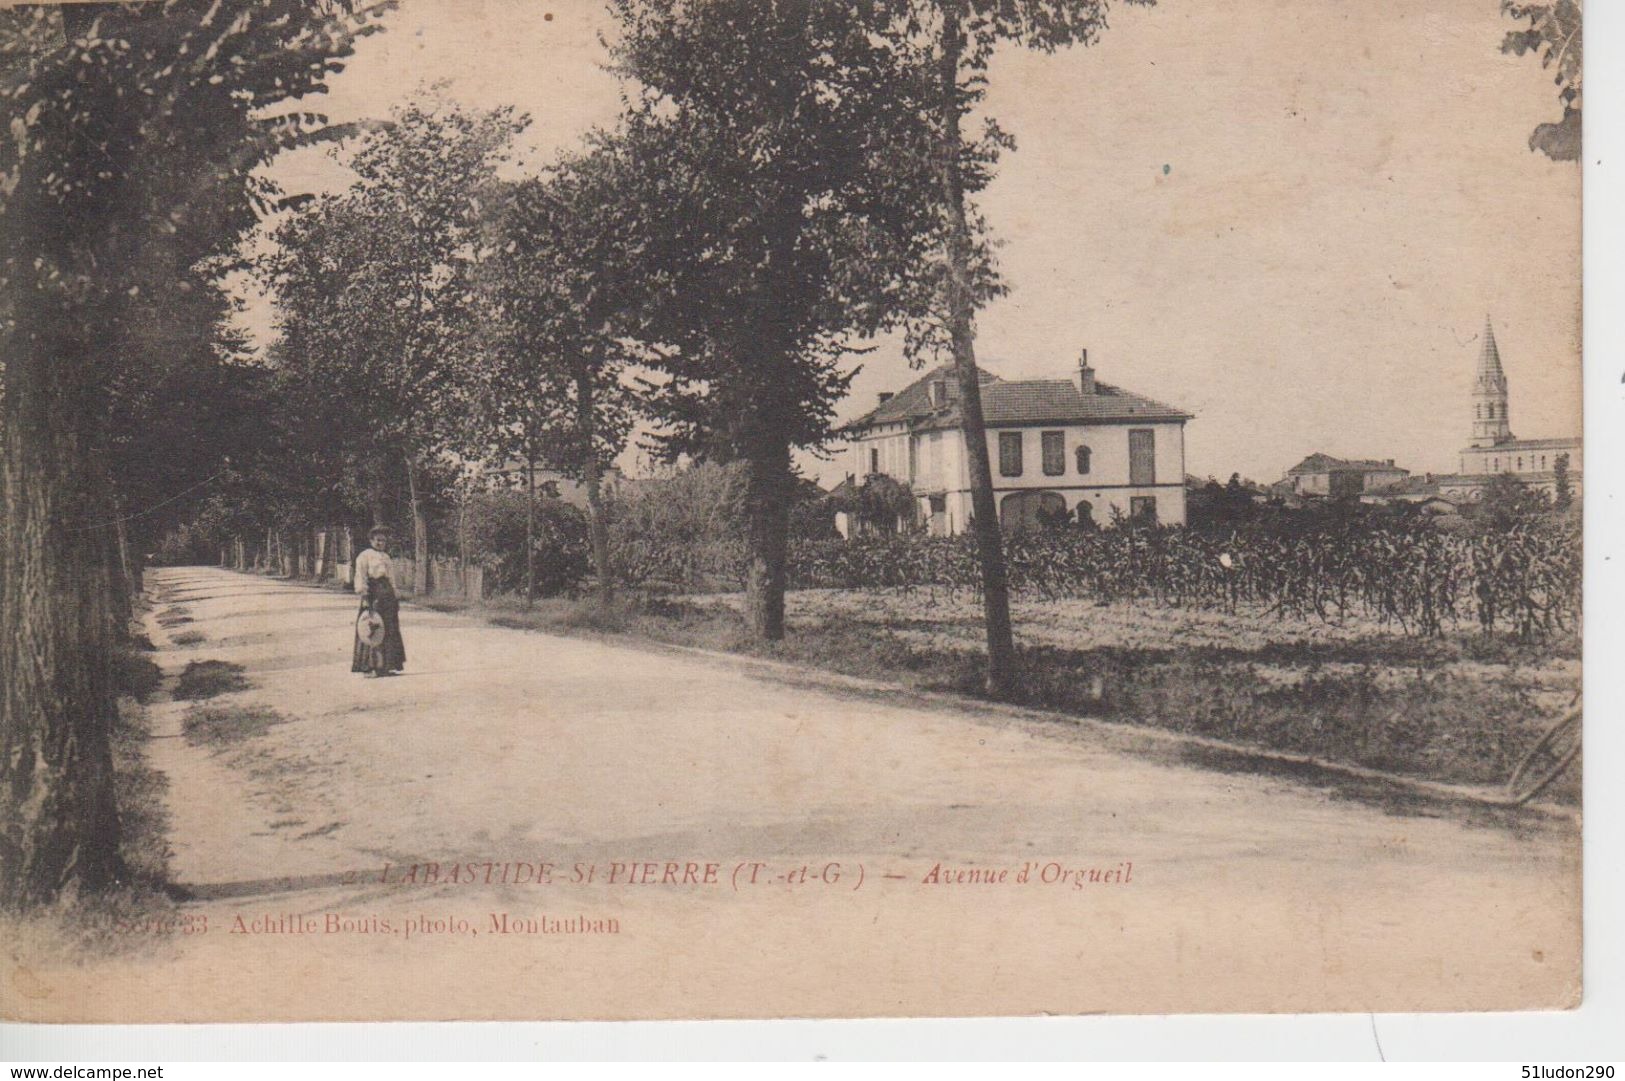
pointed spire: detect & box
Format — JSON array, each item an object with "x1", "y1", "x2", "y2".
[
  {"x1": 1478, "y1": 314, "x2": 1504, "y2": 379},
  {"x1": 1470, "y1": 313, "x2": 1513, "y2": 448}
]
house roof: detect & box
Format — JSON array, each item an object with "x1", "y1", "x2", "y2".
[
  {"x1": 1463, "y1": 437, "x2": 1581, "y2": 453},
  {"x1": 846, "y1": 365, "x2": 998, "y2": 429},
  {"x1": 824, "y1": 476, "x2": 858, "y2": 501},
  {"x1": 843, "y1": 364, "x2": 1191, "y2": 434},
  {"x1": 1366, "y1": 474, "x2": 1471, "y2": 497},
  {"x1": 1285, "y1": 452, "x2": 1408, "y2": 476}
]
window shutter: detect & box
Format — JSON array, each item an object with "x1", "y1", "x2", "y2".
[
  {"x1": 1129, "y1": 429, "x2": 1156, "y2": 485},
  {"x1": 998, "y1": 432, "x2": 1023, "y2": 477},
  {"x1": 1041, "y1": 431, "x2": 1064, "y2": 476}
]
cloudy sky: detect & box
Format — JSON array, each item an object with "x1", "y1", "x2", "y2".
[{"x1": 256, "y1": 0, "x2": 1582, "y2": 485}]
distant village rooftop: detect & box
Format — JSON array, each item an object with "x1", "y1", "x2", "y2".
[
  {"x1": 1279, "y1": 452, "x2": 1410, "y2": 500},
  {"x1": 1285, "y1": 452, "x2": 1407, "y2": 476}
]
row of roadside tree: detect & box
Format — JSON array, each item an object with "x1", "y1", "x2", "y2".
[
  {"x1": 1, "y1": 0, "x2": 1579, "y2": 910},
  {"x1": 1, "y1": 0, "x2": 1156, "y2": 909}
]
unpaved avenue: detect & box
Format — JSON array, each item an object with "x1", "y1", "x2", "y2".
[{"x1": 9, "y1": 567, "x2": 1580, "y2": 1020}]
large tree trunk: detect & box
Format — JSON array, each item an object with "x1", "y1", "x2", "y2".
[
  {"x1": 938, "y1": 3, "x2": 1016, "y2": 699},
  {"x1": 0, "y1": 328, "x2": 127, "y2": 909},
  {"x1": 524, "y1": 454, "x2": 537, "y2": 608},
  {"x1": 109, "y1": 504, "x2": 135, "y2": 639},
  {"x1": 742, "y1": 434, "x2": 791, "y2": 641},
  {"x1": 365, "y1": 452, "x2": 389, "y2": 531},
  {"x1": 457, "y1": 488, "x2": 470, "y2": 596},
  {"x1": 574, "y1": 366, "x2": 613, "y2": 602},
  {"x1": 404, "y1": 454, "x2": 429, "y2": 595},
  {"x1": 126, "y1": 521, "x2": 144, "y2": 596}
]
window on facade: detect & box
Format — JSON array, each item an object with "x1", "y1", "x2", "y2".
[
  {"x1": 869, "y1": 447, "x2": 879, "y2": 475},
  {"x1": 1075, "y1": 445, "x2": 1092, "y2": 475},
  {"x1": 922, "y1": 430, "x2": 942, "y2": 486},
  {"x1": 1130, "y1": 496, "x2": 1158, "y2": 524},
  {"x1": 1517, "y1": 457, "x2": 1523, "y2": 471},
  {"x1": 1128, "y1": 429, "x2": 1156, "y2": 486},
  {"x1": 998, "y1": 432, "x2": 1023, "y2": 477},
  {"x1": 1330, "y1": 472, "x2": 1363, "y2": 500},
  {"x1": 1041, "y1": 431, "x2": 1064, "y2": 476}
]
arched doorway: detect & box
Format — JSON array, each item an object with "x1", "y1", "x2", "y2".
[{"x1": 1000, "y1": 490, "x2": 1067, "y2": 531}]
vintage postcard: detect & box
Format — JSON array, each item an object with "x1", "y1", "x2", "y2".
[{"x1": 0, "y1": 0, "x2": 1582, "y2": 1022}]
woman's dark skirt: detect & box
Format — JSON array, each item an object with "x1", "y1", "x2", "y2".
[{"x1": 352, "y1": 578, "x2": 406, "y2": 674}]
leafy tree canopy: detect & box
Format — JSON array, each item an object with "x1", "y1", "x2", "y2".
[
  {"x1": 264, "y1": 94, "x2": 527, "y2": 468},
  {"x1": 605, "y1": 0, "x2": 951, "y2": 460},
  {"x1": 1502, "y1": 0, "x2": 1582, "y2": 162},
  {"x1": 467, "y1": 150, "x2": 642, "y2": 477}
]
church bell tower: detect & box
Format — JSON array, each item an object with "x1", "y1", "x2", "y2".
[{"x1": 1470, "y1": 315, "x2": 1512, "y2": 448}]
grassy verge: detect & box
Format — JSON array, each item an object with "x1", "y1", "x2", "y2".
[
  {"x1": 182, "y1": 703, "x2": 288, "y2": 749},
  {"x1": 172, "y1": 659, "x2": 251, "y2": 701},
  {"x1": 415, "y1": 590, "x2": 1577, "y2": 804},
  {"x1": 1012, "y1": 645, "x2": 1564, "y2": 797},
  {"x1": 112, "y1": 692, "x2": 174, "y2": 889}
]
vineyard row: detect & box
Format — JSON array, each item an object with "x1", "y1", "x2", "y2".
[{"x1": 611, "y1": 520, "x2": 1582, "y2": 640}]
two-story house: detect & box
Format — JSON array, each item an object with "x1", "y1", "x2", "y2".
[{"x1": 838, "y1": 353, "x2": 1193, "y2": 533}]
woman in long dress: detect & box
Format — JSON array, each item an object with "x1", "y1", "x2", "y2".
[{"x1": 351, "y1": 525, "x2": 407, "y2": 677}]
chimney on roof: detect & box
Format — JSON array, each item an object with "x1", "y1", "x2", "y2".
[
  {"x1": 1077, "y1": 348, "x2": 1096, "y2": 395},
  {"x1": 877, "y1": 391, "x2": 894, "y2": 405}
]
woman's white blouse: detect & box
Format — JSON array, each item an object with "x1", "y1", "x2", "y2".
[{"x1": 353, "y1": 548, "x2": 395, "y2": 594}]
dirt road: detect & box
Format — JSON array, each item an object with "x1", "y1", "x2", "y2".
[{"x1": 9, "y1": 567, "x2": 1580, "y2": 1020}]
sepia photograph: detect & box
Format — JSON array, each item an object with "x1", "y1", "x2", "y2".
[{"x1": 0, "y1": 0, "x2": 1589, "y2": 1026}]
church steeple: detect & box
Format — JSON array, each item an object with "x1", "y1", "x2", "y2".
[{"x1": 1470, "y1": 314, "x2": 1512, "y2": 448}]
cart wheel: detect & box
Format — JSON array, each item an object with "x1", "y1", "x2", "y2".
[{"x1": 1505, "y1": 709, "x2": 1581, "y2": 807}]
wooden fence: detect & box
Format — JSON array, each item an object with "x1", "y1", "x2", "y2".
[
  {"x1": 388, "y1": 557, "x2": 484, "y2": 602},
  {"x1": 221, "y1": 527, "x2": 483, "y2": 603}
]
